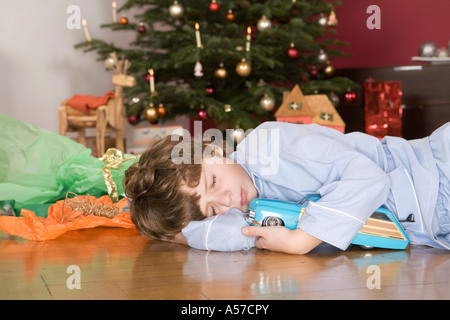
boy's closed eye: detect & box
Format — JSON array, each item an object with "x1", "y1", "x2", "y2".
[{"x1": 209, "y1": 174, "x2": 217, "y2": 216}]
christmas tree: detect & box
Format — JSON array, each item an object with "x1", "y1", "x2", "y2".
[{"x1": 76, "y1": 0, "x2": 358, "y2": 131}]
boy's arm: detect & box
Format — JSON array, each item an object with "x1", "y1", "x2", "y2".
[
  {"x1": 179, "y1": 208, "x2": 256, "y2": 251},
  {"x1": 242, "y1": 226, "x2": 322, "y2": 255}
]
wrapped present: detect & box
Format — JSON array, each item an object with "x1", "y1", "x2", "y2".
[
  {"x1": 363, "y1": 79, "x2": 402, "y2": 139},
  {"x1": 0, "y1": 194, "x2": 134, "y2": 241},
  {"x1": 124, "y1": 122, "x2": 183, "y2": 154}
]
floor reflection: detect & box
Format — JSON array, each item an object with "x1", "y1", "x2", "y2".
[{"x1": 1, "y1": 227, "x2": 449, "y2": 299}]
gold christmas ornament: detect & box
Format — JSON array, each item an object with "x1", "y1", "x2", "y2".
[
  {"x1": 236, "y1": 59, "x2": 251, "y2": 77},
  {"x1": 324, "y1": 61, "x2": 335, "y2": 76},
  {"x1": 144, "y1": 104, "x2": 159, "y2": 123},
  {"x1": 214, "y1": 63, "x2": 228, "y2": 79}
]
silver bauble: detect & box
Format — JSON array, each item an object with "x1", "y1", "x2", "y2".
[
  {"x1": 104, "y1": 56, "x2": 116, "y2": 70},
  {"x1": 317, "y1": 13, "x2": 328, "y2": 26},
  {"x1": 259, "y1": 94, "x2": 275, "y2": 111},
  {"x1": 257, "y1": 15, "x2": 272, "y2": 31},
  {"x1": 317, "y1": 49, "x2": 328, "y2": 63},
  {"x1": 418, "y1": 41, "x2": 437, "y2": 57},
  {"x1": 169, "y1": 1, "x2": 184, "y2": 18},
  {"x1": 231, "y1": 128, "x2": 245, "y2": 143}
]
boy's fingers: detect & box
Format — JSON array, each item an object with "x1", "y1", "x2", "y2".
[{"x1": 242, "y1": 226, "x2": 265, "y2": 237}]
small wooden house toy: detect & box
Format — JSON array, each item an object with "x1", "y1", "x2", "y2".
[{"x1": 274, "y1": 84, "x2": 346, "y2": 133}]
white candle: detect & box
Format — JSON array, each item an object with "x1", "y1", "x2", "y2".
[
  {"x1": 112, "y1": 2, "x2": 117, "y2": 23},
  {"x1": 246, "y1": 26, "x2": 251, "y2": 51},
  {"x1": 195, "y1": 23, "x2": 202, "y2": 48},
  {"x1": 149, "y1": 68, "x2": 155, "y2": 93},
  {"x1": 82, "y1": 19, "x2": 92, "y2": 42}
]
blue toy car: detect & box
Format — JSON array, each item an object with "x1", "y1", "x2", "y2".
[{"x1": 244, "y1": 195, "x2": 410, "y2": 250}]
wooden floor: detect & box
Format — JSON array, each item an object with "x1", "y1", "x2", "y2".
[{"x1": 1, "y1": 227, "x2": 449, "y2": 300}]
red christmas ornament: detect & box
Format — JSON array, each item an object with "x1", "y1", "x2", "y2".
[
  {"x1": 209, "y1": 0, "x2": 219, "y2": 12},
  {"x1": 205, "y1": 86, "x2": 215, "y2": 96},
  {"x1": 128, "y1": 115, "x2": 139, "y2": 124},
  {"x1": 310, "y1": 67, "x2": 318, "y2": 78},
  {"x1": 144, "y1": 73, "x2": 151, "y2": 83},
  {"x1": 344, "y1": 90, "x2": 356, "y2": 103},
  {"x1": 198, "y1": 109, "x2": 207, "y2": 120},
  {"x1": 287, "y1": 47, "x2": 299, "y2": 60},
  {"x1": 138, "y1": 22, "x2": 146, "y2": 34}
]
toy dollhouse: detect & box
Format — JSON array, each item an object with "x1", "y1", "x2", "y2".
[{"x1": 274, "y1": 84, "x2": 346, "y2": 133}]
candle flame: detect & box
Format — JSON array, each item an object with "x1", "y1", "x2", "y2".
[
  {"x1": 247, "y1": 26, "x2": 252, "y2": 35},
  {"x1": 82, "y1": 19, "x2": 87, "y2": 27},
  {"x1": 195, "y1": 23, "x2": 199, "y2": 30},
  {"x1": 112, "y1": 1, "x2": 117, "y2": 8},
  {"x1": 149, "y1": 68, "x2": 154, "y2": 76}
]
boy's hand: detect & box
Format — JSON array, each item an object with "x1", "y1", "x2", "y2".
[{"x1": 242, "y1": 226, "x2": 322, "y2": 255}]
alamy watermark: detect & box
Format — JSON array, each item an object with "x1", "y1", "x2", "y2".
[
  {"x1": 366, "y1": 264, "x2": 381, "y2": 289},
  {"x1": 66, "y1": 5, "x2": 81, "y2": 30},
  {"x1": 366, "y1": 5, "x2": 381, "y2": 30},
  {"x1": 170, "y1": 121, "x2": 280, "y2": 175},
  {"x1": 66, "y1": 265, "x2": 81, "y2": 289}
]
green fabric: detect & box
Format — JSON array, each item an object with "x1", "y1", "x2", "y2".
[{"x1": 0, "y1": 113, "x2": 138, "y2": 216}]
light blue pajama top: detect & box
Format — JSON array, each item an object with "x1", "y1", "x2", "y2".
[{"x1": 182, "y1": 122, "x2": 450, "y2": 251}]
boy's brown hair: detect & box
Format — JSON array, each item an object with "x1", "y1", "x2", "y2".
[{"x1": 123, "y1": 135, "x2": 213, "y2": 241}]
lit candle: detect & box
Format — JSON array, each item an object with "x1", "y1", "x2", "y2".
[
  {"x1": 82, "y1": 19, "x2": 92, "y2": 42},
  {"x1": 195, "y1": 23, "x2": 202, "y2": 48},
  {"x1": 149, "y1": 68, "x2": 155, "y2": 93},
  {"x1": 112, "y1": 2, "x2": 117, "y2": 23},
  {"x1": 246, "y1": 26, "x2": 251, "y2": 51}
]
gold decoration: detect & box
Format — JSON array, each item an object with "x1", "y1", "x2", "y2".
[
  {"x1": 324, "y1": 61, "x2": 335, "y2": 76},
  {"x1": 60, "y1": 192, "x2": 119, "y2": 223},
  {"x1": 144, "y1": 104, "x2": 159, "y2": 123},
  {"x1": 214, "y1": 63, "x2": 228, "y2": 79},
  {"x1": 99, "y1": 148, "x2": 139, "y2": 202},
  {"x1": 236, "y1": 59, "x2": 251, "y2": 77}
]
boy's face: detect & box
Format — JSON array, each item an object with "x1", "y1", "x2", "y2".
[{"x1": 183, "y1": 155, "x2": 258, "y2": 217}]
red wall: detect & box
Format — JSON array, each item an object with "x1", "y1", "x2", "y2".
[{"x1": 328, "y1": 0, "x2": 450, "y2": 69}]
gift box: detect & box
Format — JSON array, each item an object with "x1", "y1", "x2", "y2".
[
  {"x1": 124, "y1": 121, "x2": 183, "y2": 154},
  {"x1": 363, "y1": 79, "x2": 402, "y2": 139}
]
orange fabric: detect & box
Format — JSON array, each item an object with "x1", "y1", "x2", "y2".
[
  {"x1": 0, "y1": 196, "x2": 135, "y2": 241},
  {"x1": 67, "y1": 91, "x2": 116, "y2": 113}
]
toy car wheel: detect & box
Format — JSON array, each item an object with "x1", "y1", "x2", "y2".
[{"x1": 262, "y1": 216, "x2": 284, "y2": 227}]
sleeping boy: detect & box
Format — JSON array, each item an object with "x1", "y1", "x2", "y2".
[{"x1": 123, "y1": 121, "x2": 450, "y2": 254}]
